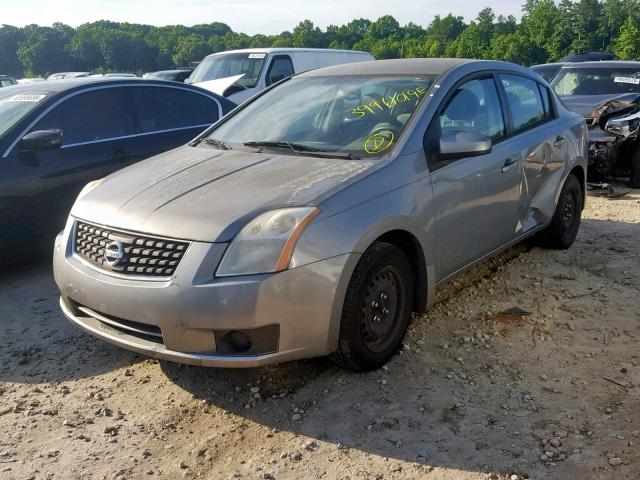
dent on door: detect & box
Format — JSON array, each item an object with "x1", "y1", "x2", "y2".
[{"x1": 518, "y1": 126, "x2": 569, "y2": 232}]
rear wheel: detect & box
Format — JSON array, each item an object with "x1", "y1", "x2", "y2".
[
  {"x1": 537, "y1": 174, "x2": 583, "y2": 249},
  {"x1": 630, "y1": 149, "x2": 640, "y2": 188},
  {"x1": 329, "y1": 242, "x2": 413, "y2": 371}
]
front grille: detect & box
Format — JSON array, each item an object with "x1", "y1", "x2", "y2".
[
  {"x1": 74, "y1": 220, "x2": 189, "y2": 278},
  {"x1": 585, "y1": 117, "x2": 597, "y2": 127}
]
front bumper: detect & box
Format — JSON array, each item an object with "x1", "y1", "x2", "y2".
[{"x1": 53, "y1": 218, "x2": 357, "y2": 368}]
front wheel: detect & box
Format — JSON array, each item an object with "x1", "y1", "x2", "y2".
[
  {"x1": 329, "y1": 242, "x2": 414, "y2": 371},
  {"x1": 536, "y1": 174, "x2": 583, "y2": 249}
]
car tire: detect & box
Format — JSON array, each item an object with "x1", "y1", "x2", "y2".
[
  {"x1": 329, "y1": 241, "x2": 414, "y2": 371},
  {"x1": 537, "y1": 174, "x2": 583, "y2": 250},
  {"x1": 630, "y1": 149, "x2": 640, "y2": 188}
]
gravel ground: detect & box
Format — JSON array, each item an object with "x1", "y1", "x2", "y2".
[{"x1": 1, "y1": 189, "x2": 639, "y2": 480}]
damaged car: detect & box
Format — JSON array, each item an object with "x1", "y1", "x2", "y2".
[
  {"x1": 551, "y1": 61, "x2": 640, "y2": 187},
  {"x1": 54, "y1": 59, "x2": 587, "y2": 371}
]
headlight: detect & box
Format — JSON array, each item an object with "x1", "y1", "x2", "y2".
[
  {"x1": 216, "y1": 207, "x2": 320, "y2": 277},
  {"x1": 604, "y1": 110, "x2": 640, "y2": 138}
]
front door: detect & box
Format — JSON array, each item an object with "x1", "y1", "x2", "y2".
[
  {"x1": 1, "y1": 87, "x2": 134, "y2": 258},
  {"x1": 427, "y1": 76, "x2": 523, "y2": 281}
]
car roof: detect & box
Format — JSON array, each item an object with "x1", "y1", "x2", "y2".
[
  {"x1": 208, "y1": 47, "x2": 371, "y2": 57},
  {"x1": 0, "y1": 77, "x2": 214, "y2": 95},
  {"x1": 150, "y1": 69, "x2": 192, "y2": 74},
  {"x1": 561, "y1": 61, "x2": 640, "y2": 69},
  {"x1": 531, "y1": 63, "x2": 564, "y2": 68},
  {"x1": 298, "y1": 58, "x2": 500, "y2": 77}
]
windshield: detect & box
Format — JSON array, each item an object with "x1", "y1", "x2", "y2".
[
  {"x1": 187, "y1": 52, "x2": 267, "y2": 87},
  {"x1": 0, "y1": 92, "x2": 47, "y2": 138},
  {"x1": 204, "y1": 75, "x2": 435, "y2": 159},
  {"x1": 551, "y1": 67, "x2": 640, "y2": 95}
]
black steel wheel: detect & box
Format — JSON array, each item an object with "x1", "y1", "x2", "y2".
[
  {"x1": 330, "y1": 242, "x2": 413, "y2": 371},
  {"x1": 537, "y1": 174, "x2": 583, "y2": 249}
]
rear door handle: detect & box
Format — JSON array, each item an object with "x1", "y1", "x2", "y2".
[
  {"x1": 502, "y1": 156, "x2": 519, "y2": 173},
  {"x1": 554, "y1": 135, "x2": 566, "y2": 147}
]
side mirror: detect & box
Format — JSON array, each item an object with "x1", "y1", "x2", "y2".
[
  {"x1": 20, "y1": 129, "x2": 63, "y2": 152},
  {"x1": 439, "y1": 131, "x2": 492, "y2": 157},
  {"x1": 267, "y1": 73, "x2": 286, "y2": 86}
]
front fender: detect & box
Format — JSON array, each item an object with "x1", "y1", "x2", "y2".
[{"x1": 292, "y1": 178, "x2": 434, "y2": 268}]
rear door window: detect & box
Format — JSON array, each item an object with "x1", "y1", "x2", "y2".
[
  {"x1": 33, "y1": 87, "x2": 131, "y2": 145},
  {"x1": 538, "y1": 83, "x2": 554, "y2": 120},
  {"x1": 189, "y1": 93, "x2": 220, "y2": 125},
  {"x1": 128, "y1": 86, "x2": 196, "y2": 134},
  {"x1": 499, "y1": 74, "x2": 546, "y2": 132}
]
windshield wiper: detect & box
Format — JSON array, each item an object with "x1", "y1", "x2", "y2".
[
  {"x1": 243, "y1": 141, "x2": 358, "y2": 159},
  {"x1": 198, "y1": 137, "x2": 232, "y2": 150}
]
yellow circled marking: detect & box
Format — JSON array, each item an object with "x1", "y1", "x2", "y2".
[{"x1": 364, "y1": 131, "x2": 395, "y2": 154}]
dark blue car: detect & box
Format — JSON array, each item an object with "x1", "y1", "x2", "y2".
[{"x1": 0, "y1": 78, "x2": 236, "y2": 264}]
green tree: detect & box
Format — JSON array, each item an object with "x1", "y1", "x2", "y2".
[
  {"x1": 521, "y1": 0, "x2": 558, "y2": 55},
  {"x1": 172, "y1": 34, "x2": 210, "y2": 66},
  {"x1": 571, "y1": 0, "x2": 605, "y2": 51},
  {"x1": 292, "y1": 20, "x2": 325, "y2": 48},
  {"x1": 0, "y1": 25, "x2": 26, "y2": 76},
  {"x1": 549, "y1": 0, "x2": 577, "y2": 60},
  {"x1": 271, "y1": 31, "x2": 293, "y2": 47},
  {"x1": 17, "y1": 24, "x2": 71, "y2": 75},
  {"x1": 613, "y1": 15, "x2": 640, "y2": 59}
]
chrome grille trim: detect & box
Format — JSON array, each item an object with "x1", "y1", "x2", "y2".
[{"x1": 73, "y1": 220, "x2": 189, "y2": 279}]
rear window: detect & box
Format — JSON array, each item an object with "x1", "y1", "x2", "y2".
[{"x1": 551, "y1": 67, "x2": 640, "y2": 95}]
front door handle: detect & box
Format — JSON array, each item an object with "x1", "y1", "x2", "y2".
[
  {"x1": 554, "y1": 135, "x2": 566, "y2": 147},
  {"x1": 502, "y1": 156, "x2": 519, "y2": 173}
]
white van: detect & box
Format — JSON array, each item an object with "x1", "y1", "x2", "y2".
[{"x1": 186, "y1": 48, "x2": 374, "y2": 103}]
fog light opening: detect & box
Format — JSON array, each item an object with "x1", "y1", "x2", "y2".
[{"x1": 227, "y1": 330, "x2": 252, "y2": 353}]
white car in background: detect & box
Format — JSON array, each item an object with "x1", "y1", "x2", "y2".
[
  {"x1": 186, "y1": 48, "x2": 374, "y2": 103},
  {"x1": 47, "y1": 72, "x2": 91, "y2": 80}
]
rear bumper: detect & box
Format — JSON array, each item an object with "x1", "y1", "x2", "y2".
[{"x1": 54, "y1": 218, "x2": 358, "y2": 368}]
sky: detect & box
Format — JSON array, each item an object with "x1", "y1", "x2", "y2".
[{"x1": 3, "y1": 0, "x2": 524, "y2": 34}]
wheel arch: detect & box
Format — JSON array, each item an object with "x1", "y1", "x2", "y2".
[
  {"x1": 568, "y1": 164, "x2": 586, "y2": 210},
  {"x1": 372, "y1": 229, "x2": 431, "y2": 314}
]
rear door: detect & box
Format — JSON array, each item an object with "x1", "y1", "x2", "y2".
[
  {"x1": 126, "y1": 85, "x2": 221, "y2": 159},
  {"x1": 426, "y1": 74, "x2": 523, "y2": 281},
  {"x1": 498, "y1": 74, "x2": 564, "y2": 232},
  {"x1": 2, "y1": 86, "x2": 133, "y2": 256}
]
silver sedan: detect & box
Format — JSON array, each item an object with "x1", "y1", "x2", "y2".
[{"x1": 53, "y1": 59, "x2": 588, "y2": 371}]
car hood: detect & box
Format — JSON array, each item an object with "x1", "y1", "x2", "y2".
[
  {"x1": 560, "y1": 93, "x2": 640, "y2": 118},
  {"x1": 71, "y1": 145, "x2": 378, "y2": 243},
  {"x1": 194, "y1": 74, "x2": 245, "y2": 96}
]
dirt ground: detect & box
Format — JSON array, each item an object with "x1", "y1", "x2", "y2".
[{"x1": 1, "y1": 188, "x2": 639, "y2": 480}]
